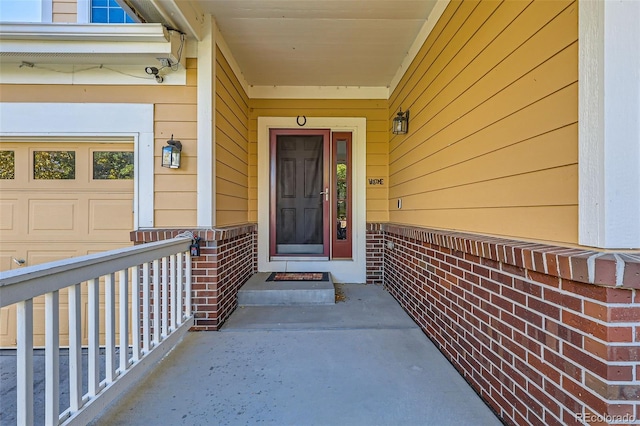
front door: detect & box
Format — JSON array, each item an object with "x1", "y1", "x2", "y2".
[{"x1": 269, "y1": 129, "x2": 330, "y2": 258}]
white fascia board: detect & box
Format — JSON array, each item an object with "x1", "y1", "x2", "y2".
[
  {"x1": 0, "y1": 23, "x2": 187, "y2": 70},
  {"x1": 0, "y1": 23, "x2": 169, "y2": 42},
  {"x1": 249, "y1": 85, "x2": 388, "y2": 100},
  {"x1": 0, "y1": 23, "x2": 173, "y2": 59},
  {"x1": 1, "y1": 41, "x2": 175, "y2": 55}
]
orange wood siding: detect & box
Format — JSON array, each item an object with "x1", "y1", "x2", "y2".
[
  {"x1": 52, "y1": 0, "x2": 77, "y2": 23},
  {"x1": 388, "y1": 0, "x2": 578, "y2": 244},
  {"x1": 216, "y1": 47, "x2": 250, "y2": 226},
  {"x1": 0, "y1": 58, "x2": 199, "y2": 228},
  {"x1": 248, "y1": 99, "x2": 389, "y2": 223}
]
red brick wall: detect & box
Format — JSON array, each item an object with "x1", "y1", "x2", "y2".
[
  {"x1": 366, "y1": 224, "x2": 385, "y2": 285},
  {"x1": 131, "y1": 225, "x2": 257, "y2": 330},
  {"x1": 367, "y1": 223, "x2": 640, "y2": 426}
]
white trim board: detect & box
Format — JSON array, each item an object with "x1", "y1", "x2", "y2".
[
  {"x1": 0, "y1": 103, "x2": 154, "y2": 229},
  {"x1": 196, "y1": 16, "x2": 216, "y2": 227},
  {"x1": 257, "y1": 117, "x2": 367, "y2": 284},
  {"x1": 248, "y1": 86, "x2": 388, "y2": 100},
  {"x1": 579, "y1": 0, "x2": 640, "y2": 249}
]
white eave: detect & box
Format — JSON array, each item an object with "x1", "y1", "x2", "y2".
[{"x1": 0, "y1": 23, "x2": 185, "y2": 66}]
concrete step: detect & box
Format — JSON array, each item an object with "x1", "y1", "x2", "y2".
[{"x1": 238, "y1": 272, "x2": 335, "y2": 306}]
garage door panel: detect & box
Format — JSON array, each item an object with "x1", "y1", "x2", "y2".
[
  {"x1": 27, "y1": 250, "x2": 79, "y2": 266},
  {"x1": 89, "y1": 198, "x2": 133, "y2": 232},
  {"x1": 29, "y1": 199, "x2": 80, "y2": 233},
  {"x1": 0, "y1": 252, "x2": 21, "y2": 271},
  {"x1": 0, "y1": 306, "x2": 17, "y2": 346},
  {"x1": 0, "y1": 307, "x2": 11, "y2": 335},
  {"x1": 0, "y1": 200, "x2": 16, "y2": 231}
]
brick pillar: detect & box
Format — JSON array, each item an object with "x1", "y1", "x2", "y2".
[
  {"x1": 131, "y1": 225, "x2": 257, "y2": 330},
  {"x1": 366, "y1": 223, "x2": 385, "y2": 285}
]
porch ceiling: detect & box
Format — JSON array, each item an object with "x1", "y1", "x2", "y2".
[
  {"x1": 202, "y1": 1, "x2": 437, "y2": 87},
  {"x1": 132, "y1": 0, "x2": 439, "y2": 88}
]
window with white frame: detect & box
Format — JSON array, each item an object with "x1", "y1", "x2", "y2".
[{"x1": 91, "y1": 0, "x2": 135, "y2": 23}]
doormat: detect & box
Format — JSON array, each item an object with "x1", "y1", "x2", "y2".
[{"x1": 266, "y1": 272, "x2": 329, "y2": 282}]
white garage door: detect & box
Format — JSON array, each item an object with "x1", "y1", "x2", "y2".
[{"x1": 0, "y1": 140, "x2": 134, "y2": 347}]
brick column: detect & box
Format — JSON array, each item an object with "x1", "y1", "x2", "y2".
[
  {"x1": 366, "y1": 223, "x2": 385, "y2": 285},
  {"x1": 131, "y1": 225, "x2": 257, "y2": 330}
]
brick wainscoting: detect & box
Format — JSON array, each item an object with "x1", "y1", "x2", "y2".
[
  {"x1": 131, "y1": 225, "x2": 257, "y2": 330},
  {"x1": 366, "y1": 223, "x2": 640, "y2": 426}
]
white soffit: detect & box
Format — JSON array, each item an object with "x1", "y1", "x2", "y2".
[{"x1": 199, "y1": 0, "x2": 439, "y2": 89}]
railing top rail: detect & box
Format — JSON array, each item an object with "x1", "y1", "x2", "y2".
[{"x1": 0, "y1": 237, "x2": 191, "y2": 308}]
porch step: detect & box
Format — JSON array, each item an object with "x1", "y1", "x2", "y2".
[{"x1": 238, "y1": 272, "x2": 335, "y2": 306}]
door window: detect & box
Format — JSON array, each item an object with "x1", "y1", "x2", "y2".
[{"x1": 332, "y1": 133, "x2": 352, "y2": 259}]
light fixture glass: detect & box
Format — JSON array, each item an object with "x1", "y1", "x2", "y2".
[
  {"x1": 162, "y1": 135, "x2": 182, "y2": 168},
  {"x1": 392, "y1": 108, "x2": 410, "y2": 135}
]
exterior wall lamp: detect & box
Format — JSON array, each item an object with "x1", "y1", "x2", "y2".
[
  {"x1": 162, "y1": 135, "x2": 182, "y2": 168},
  {"x1": 392, "y1": 108, "x2": 410, "y2": 135}
]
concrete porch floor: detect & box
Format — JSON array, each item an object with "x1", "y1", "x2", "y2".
[{"x1": 92, "y1": 284, "x2": 502, "y2": 425}]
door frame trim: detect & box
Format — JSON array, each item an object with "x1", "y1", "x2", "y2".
[{"x1": 257, "y1": 117, "x2": 367, "y2": 283}]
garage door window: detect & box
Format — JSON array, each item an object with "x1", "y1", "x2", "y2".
[
  {"x1": 93, "y1": 151, "x2": 134, "y2": 180},
  {"x1": 0, "y1": 151, "x2": 15, "y2": 179},
  {"x1": 34, "y1": 151, "x2": 75, "y2": 179}
]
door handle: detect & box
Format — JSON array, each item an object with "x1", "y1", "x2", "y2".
[{"x1": 319, "y1": 187, "x2": 329, "y2": 201}]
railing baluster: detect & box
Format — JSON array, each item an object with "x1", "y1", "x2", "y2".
[
  {"x1": 88, "y1": 278, "x2": 100, "y2": 396},
  {"x1": 45, "y1": 291, "x2": 60, "y2": 426},
  {"x1": 131, "y1": 265, "x2": 141, "y2": 362},
  {"x1": 170, "y1": 254, "x2": 177, "y2": 331},
  {"x1": 161, "y1": 257, "x2": 168, "y2": 338},
  {"x1": 69, "y1": 283, "x2": 83, "y2": 411},
  {"x1": 142, "y1": 262, "x2": 151, "y2": 353},
  {"x1": 185, "y1": 252, "x2": 192, "y2": 317},
  {"x1": 17, "y1": 299, "x2": 34, "y2": 425},
  {"x1": 2, "y1": 236, "x2": 194, "y2": 426},
  {"x1": 119, "y1": 269, "x2": 129, "y2": 371},
  {"x1": 105, "y1": 273, "x2": 116, "y2": 382},
  {"x1": 153, "y1": 259, "x2": 160, "y2": 345},
  {"x1": 177, "y1": 252, "x2": 184, "y2": 325}
]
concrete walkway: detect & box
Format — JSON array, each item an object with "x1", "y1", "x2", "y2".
[{"x1": 92, "y1": 285, "x2": 502, "y2": 426}]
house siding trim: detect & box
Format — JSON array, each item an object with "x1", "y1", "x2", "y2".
[
  {"x1": 196, "y1": 16, "x2": 216, "y2": 227},
  {"x1": 367, "y1": 222, "x2": 640, "y2": 424},
  {"x1": 578, "y1": 0, "x2": 640, "y2": 249}
]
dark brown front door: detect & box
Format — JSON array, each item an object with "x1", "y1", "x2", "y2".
[{"x1": 270, "y1": 129, "x2": 330, "y2": 257}]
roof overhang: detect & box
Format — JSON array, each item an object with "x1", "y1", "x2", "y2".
[{"x1": 0, "y1": 23, "x2": 186, "y2": 66}]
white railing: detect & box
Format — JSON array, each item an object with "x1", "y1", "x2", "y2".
[{"x1": 0, "y1": 236, "x2": 194, "y2": 425}]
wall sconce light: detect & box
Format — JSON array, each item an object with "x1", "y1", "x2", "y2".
[
  {"x1": 162, "y1": 135, "x2": 182, "y2": 168},
  {"x1": 392, "y1": 108, "x2": 410, "y2": 135}
]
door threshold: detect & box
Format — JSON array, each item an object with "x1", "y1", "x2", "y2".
[{"x1": 270, "y1": 256, "x2": 330, "y2": 261}]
